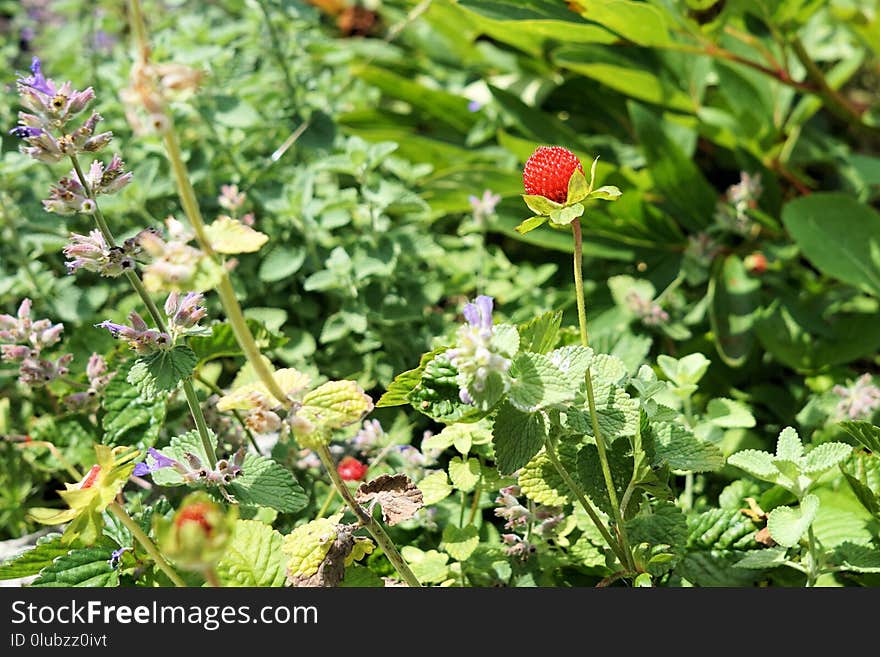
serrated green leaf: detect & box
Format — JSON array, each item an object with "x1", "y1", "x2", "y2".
[
  {"x1": 833, "y1": 542, "x2": 880, "y2": 573},
  {"x1": 517, "y1": 310, "x2": 562, "y2": 354},
  {"x1": 732, "y1": 547, "x2": 789, "y2": 570},
  {"x1": 491, "y1": 324, "x2": 520, "y2": 357},
  {"x1": 577, "y1": 442, "x2": 633, "y2": 517},
  {"x1": 230, "y1": 453, "x2": 309, "y2": 513},
  {"x1": 547, "y1": 345, "x2": 593, "y2": 388},
  {"x1": 627, "y1": 502, "x2": 687, "y2": 553},
  {"x1": 101, "y1": 360, "x2": 166, "y2": 446},
  {"x1": 408, "y1": 352, "x2": 487, "y2": 423},
  {"x1": 300, "y1": 380, "x2": 374, "y2": 431},
  {"x1": 727, "y1": 449, "x2": 778, "y2": 480},
  {"x1": 776, "y1": 427, "x2": 804, "y2": 461},
  {"x1": 418, "y1": 471, "x2": 452, "y2": 505},
  {"x1": 509, "y1": 352, "x2": 575, "y2": 412},
  {"x1": 400, "y1": 547, "x2": 449, "y2": 584},
  {"x1": 340, "y1": 564, "x2": 384, "y2": 587},
  {"x1": 0, "y1": 534, "x2": 66, "y2": 580},
  {"x1": 767, "y1": 494, "x2": 820, "y2": 548},
  {"x1": 189, "y1": 320, "x2": 287, "y2": 366},
  {"x1": 801, "y1": 442, "x2": 852, "y2": 475},
  {"x1": 448, "y1": 457, "x2": 481, "y2": 492},
  {"x1": 282, "y1": 518, "x2": 337, "y2": 580},
  {"x1": 657, "y1": 353, "x2": 710, "y2": 388},
  {"x1": 127, "y1": 346, "x2": 198, "y2": 400},
  {"x1": 442, "y1": 524, "x2": 479, "y2": 561},
  {"x1": 493, "y1": 403, "x2": 548, "y2": 475},
  {"x1": 217, "y1": 520, "x2": 286, "y2": 587},
  {"x1": 651, "y1": 423, "x2": 724, "y2": 472},
  {"x1": 842, "y1": 471, "x2": 880, "y2": 518},
  {"x1": 31, "y1": 544, "x2": 119, "y2": 587},
  {"x1": 706, "y1": 398, "x2": 756, "y2": 429},
  {"x1": 675, "y1": 550, "x2": 762, "y2": 587},
  {"x1": 519, "y1": 442, "x2": 580, "y2": 506}
]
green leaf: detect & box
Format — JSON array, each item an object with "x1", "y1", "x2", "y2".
[
  {"x1": 627, "y1": 502, "x2": 688, "y2": 553},
  {"x1": 509, "y1": 352, "x2": 575, "y2": 412},
  {"x1": 576, "y1": 0, "x2": 672, "y2": 47},
  {"x1": 801, "y1": 442, "x2": 852, "y2": 475},
  {"x1": 258, "y1": 246, "x2": 306, "y2": 282},
  {"x1": 492, "y1": 324, "x2": 520, "y2": 357},
  {"x1": 657, "y1": 353, "x2": 710, "y2": 388},
  {"x1": 493, "y1": 403, "x2": 548, "y2": 475},
  {"x1": 0, "y1": 534, "x2": 66, "y2": 580},
  {"x1": 709, "y1": 255, "x2": 760, "y2": 367},
  {"x1": 782, "y1": 193, "x2": 880, "y2": 297},
  {"x1": 448, "y1": 457, "x2": 481, "y2": 493},
  {"x1": 31, "y1": 544, "x2": 119, "y2": 587},
  {"x1": 127, "y1": 346, "x2": 198, "y2": 400},
  {"x1": 442, "y1": 524, "x2": 479, "y2": 561},
  {"x1": 340, "y1": 564, "x2": 384, "y2": 587},
  {"x1": 547, "y1": 345, "x2": 593, "y2": 389},
  {"x1": 408, "y1": 352, "x2": 487, "y2": 423},
  {"x1": 767, "y1": 494, "x2": 820, "y2": 548},
  {"x1": 732, "y1": 547, "x2": 789, "y2": 570},
  {"x1": 217, "y1": 520, "x2": 286, "y2": 587},
  {"x1": 651, "y1": 423, "x2": 724, "y2": 472},
  {"x1": 400, "y1": 547, "x2": 449, "y2": 584},
  {"x1": 566, "y1": 169, "x2": 590, "y2": 205},
  {"x1": 205, "y1": 216, "x2": 268, "y2": 254},
  {"x1": 101, "y1": 360, "x2": 166, "y2": 446},
  {"x1": 577, "y1": 442, "x2": 635, "y2": 517},
  {"x1": 418, "y1": 471, "x2": 453, "y2": 505},
  {"x1": 515, "y1": 215, "x2": 548, "y2": 235},
  {"x1": 840, "y1": 421, "x2": 880, "y2": 453},
  {"x1": 230, "y1": 453, "x2": 309, "y2": 513},
  {"x1": 842, "y1": 468, "x2": 880, "y2": 518},
  {"x1": 727, "y1": 449, "x2": 778, "y2": 480},
  {"x1": 522, "y1": 194, "x2": 561, "y2": 216},
  {"x1": 629, "y1": 103, "x2": 715, "y2": 232},
  {"x1": 776, "y1": 426, "x2": 804, "y2": 461},
  {"x1": 833, "y1": 542, "x2": 880, "y2": 573},
  {"x1": 706, "y1": 398, "x2": 756, "y2": 428},
  {"x1": 517, "y1": 310, "x2": 562, "y2": 354},
  {"x1": 548, "y1": 203, "x2": 584, "y2": 226},
  {"x1": 519, "y1": 441, "x2": 580, "y2": 506},
  {"x1": 589, "y1": 185, "x2": 622, "y2": 200},
  {"x1": 189, "y1": 320, "x2": 287, "y2": 366}
]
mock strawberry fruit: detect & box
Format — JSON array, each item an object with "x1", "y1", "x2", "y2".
[
  {"x1": 523, "y1": 146, "x2": 583, "y2": 204},
  {"x1": 338, "y1": 456, "x2": 368, "y2": 481}
]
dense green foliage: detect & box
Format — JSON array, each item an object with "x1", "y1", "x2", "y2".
[{"x1": 1, "y1": 0, "x2": 880, "y2": 587}]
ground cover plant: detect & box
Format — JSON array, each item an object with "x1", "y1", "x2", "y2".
[{"x1": 0, "y1": 0, "x2": 879, "y2": 588}]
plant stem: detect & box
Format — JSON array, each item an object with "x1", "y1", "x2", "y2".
[
  {"x1": 68, "y1": 154, "x2": 218, "y2": 468},
  {"x1": 315, "y1": 445, "x2": 421, "y2": 587},
  {"x1": 467, "y1": 477, "x2": 482, "y2": 526},
  {"x1": 109, "y1": 502, "x2": 186, "y2": 587},
  {"x1": 196, "y1": 374, "x2": 263, "y2": 455},
  {"x1": 543, "y1": 437, "x2": 628, "y2": 567},
  {"x1": 315, "y1": 486, "x2": 338, "y2": 519},
  {"x1": 571, "y1": 219, "x2": 635, "y2": 571},
  {"x1": 205, "y1": 568, "x2": 222, "y2": 588},
  {"x1": 806, "y1": 526, "x2": 820, "y2": 587},
  {"x1": 682, "y1": 396, "x2": 695, "y2": 512}
]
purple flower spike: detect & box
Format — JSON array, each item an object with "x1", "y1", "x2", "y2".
[
  {"x1": 462, "y1": 295, "x2": 494, "y2": 332},
  {"x1": 9, "y1": 126, "x2": 42, "y2": 139}
]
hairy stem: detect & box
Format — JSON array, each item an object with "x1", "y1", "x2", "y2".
[
  {"x1": 109, "y1": 502, "x2": 186, "y2": 587},
  {"x1": 806, "y1": 526, "x2": 820, "y2": 587},
  {"x1": 571, "y1": 219, "x2": 635, "y2": 572},
  {"x1": 68, "y1": 154, "x2": 217, "y2": 467},
  {"x1": 316, "y1": 445, "x2": 421, "y2": 587}
]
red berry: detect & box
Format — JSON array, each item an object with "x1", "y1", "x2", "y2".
[
  {"x1": 79, "y1": 464, "x2": 101, "y2": 490},
  {"x1": 523, "y1": 146, "x2": 584, "y2": 204},
  {"x1": 337, "y1": 456, "x2": 368, "y2": 482},
  {"x1": 744, "y1": 252, "x2": 768, "y2": 274},
  {"x1": 175, "y1": 502, "x2": 215, "y2": 535}
]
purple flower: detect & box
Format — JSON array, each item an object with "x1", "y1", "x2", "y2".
[
  {"x1": 462, "y1": 295, "x2": 494, "y2": 333},
  {"x1": 9, "y1": 125, "x2": 43, "y2": 139},
  {"x1": 133, "y1": 447, "x2": 180, "y2": 477},
  {"x1": 833, "y1": 374, "x2": 880, "y2": 420},
  {"x1": 468, "y1": 189, "x2": 501, "y2": 223},
  {"x1": 467, "y1": 100, "x2": 482, "y2": 112},
  {"x1": 18, "y1": 57, "x2": 55, "y2": 96}
]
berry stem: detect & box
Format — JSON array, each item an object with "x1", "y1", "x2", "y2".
[
  {"x1": 109, "y1": 502, "x2": 186, "y2": 587},
  {"x1": 571, "y1": 219, "x2": 635, "y2": 572},
  {"x1": 315, "y1": 445, "x2": 421, "y2": 587},
  {"x1": 68, "y1": 153, "x2": 217, "y2": 468}
]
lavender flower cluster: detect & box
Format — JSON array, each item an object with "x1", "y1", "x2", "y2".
[
  {"x1": 95, "y1": 291, "x2": 207, "y2": 354},
  {"x1": 494, "y1": 485, "x2": 564, "y2": 560},
  {"x1": 0, "y1": 299, "x2": 71, "y2": 386}
]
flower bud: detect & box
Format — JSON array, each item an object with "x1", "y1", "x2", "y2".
[{"x1": 155, "y1": 493, "x2": 236, "y2": 571}]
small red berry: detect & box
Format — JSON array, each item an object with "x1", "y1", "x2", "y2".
[
  {"x1": 337, "y1": 456, "x2": 368, "y2": 482},
  {"x1": 744, "y1": 252, "x2": 768, "y2": 274},
  {"x1": 523, "y1": 146, "x2": 584, "y2": 204},
  {"x1": 174, "y1": 502, "x2": 215, "y2": 535},
  {"x1": 79, "y1": 464, "x2": 101, "y2": 490}
]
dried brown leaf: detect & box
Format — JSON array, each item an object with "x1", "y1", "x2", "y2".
[{"x1": 356, "y1": 473, "x2": 424, "y2": 526}]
